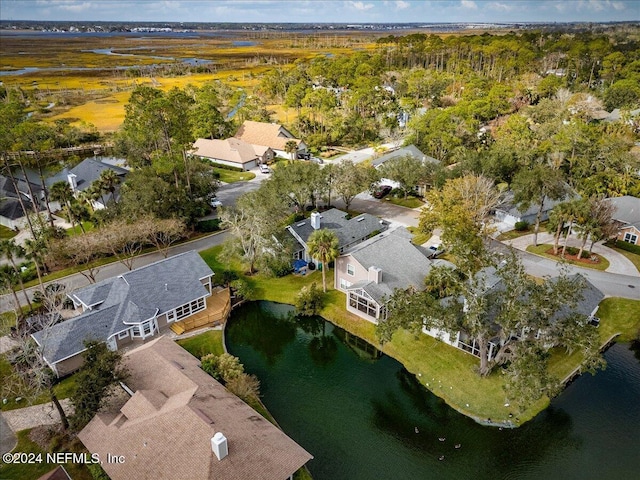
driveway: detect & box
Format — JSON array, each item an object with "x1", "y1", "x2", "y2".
[
  {"x1": 504, "y1": 232, "x2": 639, "y2": 277},
  {"x1": 0, "y1": 412, "x2": 17, "y2": 455}
]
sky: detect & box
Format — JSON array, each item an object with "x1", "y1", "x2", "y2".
[{"x1": 1, "y1": 0, "x2": 638, "y2": 24}]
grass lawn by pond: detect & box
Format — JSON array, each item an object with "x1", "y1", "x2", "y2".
[
  {"x1": 384, "y1": 196, "x2": 424, "y2": 209},
  {"x1": 198, "y1": 245, "x2": 640, "y2": 426},
  {"x1": 212, "y1": 167, "x2": 256, "y2": 183},
  {"x1": 526, "y1": 244, "x2": 610, "y2": 271},
  {"x1": 177, "y1": 330, "x2": 225, "y2": 358}
]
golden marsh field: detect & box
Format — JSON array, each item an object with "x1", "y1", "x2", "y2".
[{"x1": 1, "y1": 31, "x2": 376, "y2": 131}]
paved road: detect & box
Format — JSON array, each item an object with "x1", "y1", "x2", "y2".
[
  {"x1": 0, "y1": 231, "x2": 231, "y2": 313},
  {"x1": 0, "y1": 412, "x2": 17, "y2": 455}
]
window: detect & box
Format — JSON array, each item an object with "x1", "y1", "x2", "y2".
[
  {"x1": 117, "y1": 330, "x2": 129, "y2": 340},
  {"x1": 141, "y1": 321, "x2": 153, "y2": 336},
  {"x1": 346, "y1": 264, "x2": 355, "y2": 276},
  {"x1": 171, "y1": 297, "x2": 206, "y2": 322},
  {"x1": 340, "y1": 278, "x2": 352, "y2": 289},
  {"x1": 624, "y1": 232, "x2": 638, "y2": 244},
  {"x1": 348, "y1": 290, "x2": 378, "y2": 319}
]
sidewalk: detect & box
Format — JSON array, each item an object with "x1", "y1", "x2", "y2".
[
  {"x1": 503, "y1": 232, "x2": 639, "y2": 276},
  {"x1": 2, "y1": 399, "x2": 73, "y2": 432}
]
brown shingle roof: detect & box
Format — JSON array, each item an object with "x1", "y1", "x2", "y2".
[
  {"x1": 234, "y1": 121, "x2": 302, "y2": 152},
  {"x1": 193, "y1": 137, "x2": 261, "y2": 166},
  {"x1": 37, "y1": 466, "x2": 72, "y2": 480},
  {"x1": 78, "y1": 337, "x2": 312, "y2": 480}
]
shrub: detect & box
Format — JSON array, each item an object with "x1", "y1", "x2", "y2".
[
  {"x1": 514, "y1": 221, "x2": 529, "y2": 231},
  {"x1": 195, "y1": 219, "x2": 221, "y2": 233},
  {"x1": 230, "y1": 278, "x2": 256, "y2": 300},
  {"x1": 295, "y1": 282, "x2": 324, "y2": 316},
  {"x1": 226, "y1": 373, "x2": 260, "y2": 402},
  {"x1": 201, "y1": 353, "x2": 244, "y2": 383}
]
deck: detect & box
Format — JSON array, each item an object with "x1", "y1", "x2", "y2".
[{"x1": 169, "y1": 287, "x2": 231, "y2": 335}]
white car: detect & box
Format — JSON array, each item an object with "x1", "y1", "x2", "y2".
[
  {"x1": 259, "y1": 164, "x2": 271, "y2": 174},
  {"x1": 210, "y1": 198, "x2": 222, "y2": 208}
]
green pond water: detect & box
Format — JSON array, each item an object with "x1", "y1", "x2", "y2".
[{"x1": 225, "y1": 301, "x2": 640, "y2": 480}]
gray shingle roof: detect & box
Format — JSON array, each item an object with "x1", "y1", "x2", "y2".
[
  {"x1": 346, "y1": 228, "x2": 434, "y2": 302},
  {"x1": 371, "y1": 145, "x2": 438, "y2": 168},
  {"x1": 32, "y1": 251, "x2": 213, "y2": 364},
  {"x1": 607, "y1": 195, "x2": 640, "y2": 229},
  {"x1": 551, "y1": 274, "x2": 604, "y2": 320},
  {"x1": 288, "y1": 208, "x2": 386, "y2": 250},
  {"x1": 496, "y1": 190, "x2": 571, "y2": 219}
]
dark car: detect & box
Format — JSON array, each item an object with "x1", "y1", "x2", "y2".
[
  {"x1": 373, "y1": 185, "x2": 392, "y2": 199},
  {"x1": 297, "y1": 152, "x2": 311, "y2": 160}
]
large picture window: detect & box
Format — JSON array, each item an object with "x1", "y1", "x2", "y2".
[
  {"x1": 170, "y1": 297, "x2": 206, "y2": 322},
  {"x1": 624, "y1": 232, "x2": 638, "y2": 244},
  {"x1": 348, "y1": 289, "x2": 378, "y2": 319}
]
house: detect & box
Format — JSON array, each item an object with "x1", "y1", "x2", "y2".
[
  {"x1": 47, "y1": 157, "x2": 129, "y2": 210},
  {"x1": 335, "y1": 228, "x2": 442, "y2": 323},
  {"x1": 423, "y1": 268, "x2": 605, "y2": 360},
  {"x1": 286, "y1": 208, "x2": 388, "y2": 265},
  {"x1": 606, "y1": 195, "x2": 640, "y2": 245},
  {"x1": 192, "y1": 137, "x2": 274, "y2": 171},
  {"x1": 371, "y1": 145, "x2": 439, "y2": 195},
  {"x1": 31, "y1": 251, "x2": 229, "y2": 377},
  {"x1": 78, "y1": 336, "x2": 312, "y2": 480},
  {"x1": 0, "y1": 174, "x2": 44, "y2": 229},
  {"x1": 234, "y1": 120, "x2": 307, "y2": 159},
  {"x1": 493, "y1": 190, "x2": 570, "y2": 228}
]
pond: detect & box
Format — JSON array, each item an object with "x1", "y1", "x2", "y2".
[{"x1": 225, "y1": 301, "x2": 640, "y2": 480}]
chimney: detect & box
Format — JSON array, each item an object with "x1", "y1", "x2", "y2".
[
  {"x1": 211, "y1": 432, "x2": 228, "y2": 461},
  {"x1": 67, "y1": 173, "x2": 77, "y2": 192},
  {"x1": 310, "y1": 212, "x2": 321, "y2": 230},
  {"x1": 368, "y1": 266, "x2": 382, "y2": 284}
]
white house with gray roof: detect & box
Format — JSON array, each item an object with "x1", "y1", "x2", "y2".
[
  {"x1": 335, "y1": 228, "x2": 442, "y2": 323},
  {"x1": 286, "y1": 208, "x2": 388, "y2": 266},
  {"x1": 32, "y1": 251, "x2": 214, "y2": 377}
]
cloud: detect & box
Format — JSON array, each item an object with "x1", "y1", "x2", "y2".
[
  {"x1": 487, "y1": 2, "x2": 514, "y2": 12},
  {"x1": 348, "y1": 1, "x2": 374, "y2": 11},
  {"x1": 395, "y1": 0, "x2": 410, "y2": 9},
  {"x1": 460, "y1": 0, "x2": 478, "y2": 10}
]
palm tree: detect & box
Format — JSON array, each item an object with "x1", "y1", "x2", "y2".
[
  {"x1": 97, "y1": 169, "x2": 121, "y2": 206},
  {"x1": 284, "y1": 140, "x2": 298, "y2": 161},
  {"x1": 0, "y1": 239, "x2": 33, "y2": 311},
  {"x1": 307, "y1": 228, "x2": 339, "y2": 293},
  {"x1": 50, "y1": 181, "x2": 84, "y2": 233},
  {"x1": 24, "y1": 238, "x2": 47, "y2": 294}
]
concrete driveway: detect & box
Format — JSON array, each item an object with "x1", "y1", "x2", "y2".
[
  {"x1": 0, "y1": 412, "x2": 17, "y2": 455},
  {"x1": 504, "y1": 232, "x2": 639, "y2": 277}
]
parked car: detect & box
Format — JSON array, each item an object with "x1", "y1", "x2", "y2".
[
  {"x1": 210, "y1": 197, "x2": 222, "y2": 208},
  {"x1": 427, "y1": 244, "x2": 444, "y2": 258},
  {"x1": 373, "y1": 185, "x2": 392, "y2": 199},
  {"x1": 309, "y1": 156, "x2": 324, "y2": 164},
  {"x1": 259, "y1": 164, "x2": 271, "y2": 174},
  {"x1": 297, "y1": 152, "x2": 311, "y2": 160}
]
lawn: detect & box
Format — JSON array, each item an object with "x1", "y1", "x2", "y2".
[
  {"x1": 177, "y1": 330, "x2": 225, "y2": 359},
  {"x1": 406, "y1": 226, "x2": 431, "y2": 246},
  {"x1": 0, "y1": 225, "x2": 18, "y2": 239},
  {"x1": 66, "y1": 221, "x2": 95, "y2": 236},
  {"x1": 384, "y1": 196, "x2": 424, "y2": 209},
  {"x1": 496, "y1": 223, "x2": 548, "y2": 241},
  {"x1": 212, "y1": 167, "x2": 256, "y2": 183},
  {"x1": 0, "y1": 429, "x2": 93, "y2": 480},
  {"x1": 526, "y1": 244, "x2": 610, "y2": 271}
]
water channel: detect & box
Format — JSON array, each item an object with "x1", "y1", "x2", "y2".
[{"x1": 225, "y1": 301, "x2": 640, "y2": 480}]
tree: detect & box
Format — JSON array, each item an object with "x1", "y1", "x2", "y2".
[
  {"x1": 575, "y1": 196, "x2": 617, "y2": 257},
  {"x1": 512, "y1": 163, "x2": 568, "y2": 247},
  {"x1": 49, "y1": 231, "x2": 107, "y2": 284},
  {"x1": 419, "y1": 174, "x2": 501, "y2": 272},
  {"x1": 70, "y1": 340, "x2": 128, "y2": 430},
  {"x1": 219, "y1": 189, "x2": 287, "y2": 274},
  {"x1": 50, "y1": 181, "x2": 84, "y2": 233},
  {"x1": 96, "y1": 168, "x2": 121, "y2": 206},
  {"x1": 269, "y1": 160, "x2": 321, "y2": 212},
  {"x1": 307, "y1": 229, "x2": 339, "y2": 292},
  {"x1": 333, "y1": 161, "x2": 379, "y2": 211},
  {"x1": 285, "y1": 140, "x2": 299, "y2": 161},
  {"x1": 379, "y1": 254, "x2": 601, "y2": 389},
  {"x1": 0, "y1": 239, "x2": 32, "y2": 311},
  {"x1": 138, "y1": 216, "x2": 186, "y2": 258},
  {"x1": 379, "y1": 154, "x2": 432, "y2": 199}
]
